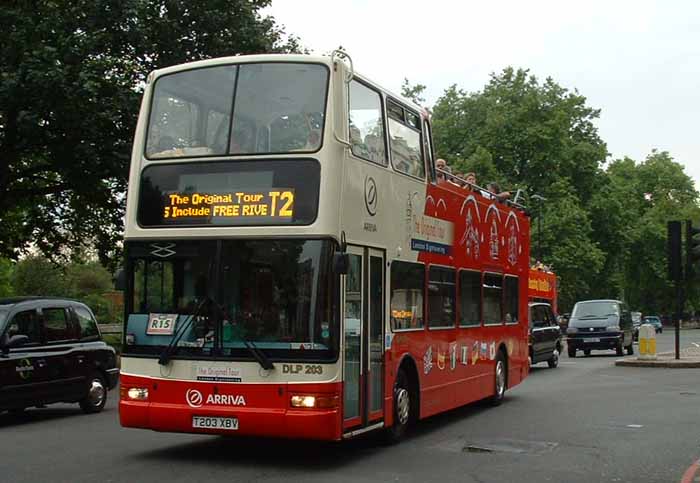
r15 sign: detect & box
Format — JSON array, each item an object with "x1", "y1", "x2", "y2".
[{"x1": 147, "y1": 313, "x2": 177, "y2": 335}]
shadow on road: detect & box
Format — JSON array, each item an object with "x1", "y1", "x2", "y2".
[
  {"x1": 131, "y1": 433, "x2": 380, "y2": 471},
  {"x1": 130, "y1": 396, "x2": 511, "y2": 469},
  {"x1": 0, "y1": 405, "x2": 115, "y2": 428}
]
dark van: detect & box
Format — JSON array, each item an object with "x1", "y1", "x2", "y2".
[
  {"x1": 0, "y1": 297, "x2": 119, "y2": 414},
  {"x1": 566, "y1": 299, "x2": 634, "y2": 357}
]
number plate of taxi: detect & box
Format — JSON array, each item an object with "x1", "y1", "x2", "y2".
[
  {"x1": 585, "y1": 337, "x2": 600, "y2": 343},
  {"x1": 192, "y1": 416, "x2": 238, "y2": 430}
]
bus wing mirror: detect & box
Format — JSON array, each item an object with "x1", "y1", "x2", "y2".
[
  {"x1": 114, "y1": 269, "x2": 126, "y2": 291},
  {"x1": 333, "y1": 253, "x2": 349, "y2": 275}
]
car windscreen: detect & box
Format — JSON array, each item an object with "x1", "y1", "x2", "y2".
[{"x1": 571, "y1": 302, "x2": 619, "y2": 321}]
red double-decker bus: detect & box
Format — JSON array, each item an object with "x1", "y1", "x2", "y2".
[
  {"x1": 118, "y1": 52, "x2": 531, "y2": 441},
  {"x1": 528, "y1": 267, "x2": 558, "y2": 314}
]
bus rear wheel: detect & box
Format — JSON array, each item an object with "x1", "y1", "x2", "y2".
[
  {"x1": 490, "y1": 351, "x2": 507, "y2": 406},
  {"x1": 385, "y1": 369, "x2": 412, "y2": 443}
]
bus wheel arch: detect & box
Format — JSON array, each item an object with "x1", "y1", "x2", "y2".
[{"x1": 385, "y1": 355, "x2": 420, "y2": 443}]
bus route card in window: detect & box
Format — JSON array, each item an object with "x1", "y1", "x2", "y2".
[{"x1": 146, "y1": 313, "x2": 178, "y2": 335}]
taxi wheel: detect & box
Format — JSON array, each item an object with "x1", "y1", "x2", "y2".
[
  {"x1": 547, "y1": 348, "x2": 559, "y2": 368},
  {"x1": 80, "y1": 372, "x2": 108, "y2": 414}
]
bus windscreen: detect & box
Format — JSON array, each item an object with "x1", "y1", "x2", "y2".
[{"x1": 145, "y1": 62, "x2": 329, "y2": 159}]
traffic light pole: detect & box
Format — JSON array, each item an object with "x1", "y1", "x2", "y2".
[{"x1": 675, "y1": 283, "x2": 682, "y2": 360}]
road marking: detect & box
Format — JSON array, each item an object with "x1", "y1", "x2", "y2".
[
  {"x1": 680, "y1": 458, "x2": 700, "y2": 483},
  {"x1": 692, "y1": 343, "x2": 700, "y2": 348}
]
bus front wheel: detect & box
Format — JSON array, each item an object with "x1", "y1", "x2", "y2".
[{"x1": 385, "y1": 369, "x2": 412, "y2": 443}]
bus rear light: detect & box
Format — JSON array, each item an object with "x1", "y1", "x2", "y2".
[
  {"x1": 290, "y1": 395, "x2": 339, "y2": 409},
  {"x1": 121, "y1": 386, "x2": 149, "y2": 401}
]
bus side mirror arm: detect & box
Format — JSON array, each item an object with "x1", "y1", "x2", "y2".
[
  {"x1": 334, "y1": 131, "x2": 352, "y2": 148},
  {"x1": 333, "y1": 253, "x2": 349, "y2": 275}
]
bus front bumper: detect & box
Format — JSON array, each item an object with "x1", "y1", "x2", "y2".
[{"x1": 119, "y1": 375, "x2": 343, "y2": 441}]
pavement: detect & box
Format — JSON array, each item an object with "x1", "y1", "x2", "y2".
[{"x1": 615, "y1": 335, "x2": 700, "y2": 367}]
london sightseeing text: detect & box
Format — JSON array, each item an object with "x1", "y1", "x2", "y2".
[{"x1": 118, "y1": 53, "x2": 532, "y2": 441}]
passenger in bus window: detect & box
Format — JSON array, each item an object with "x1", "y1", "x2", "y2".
[{"x1": 230, "y1": 124, "x2": 255, "y2": 153}]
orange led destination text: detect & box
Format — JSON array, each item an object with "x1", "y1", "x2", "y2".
[{"x1": 163, "y1": 190, "x2": 295, "y2": 219}]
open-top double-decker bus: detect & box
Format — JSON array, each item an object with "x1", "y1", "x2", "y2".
[{"x1": 118, "y1": 52, "x2": 531, "y2": 441}]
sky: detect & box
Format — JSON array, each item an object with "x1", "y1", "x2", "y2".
[{"x1": 265, "y1": 0, "x2": 700, "y2": 186}]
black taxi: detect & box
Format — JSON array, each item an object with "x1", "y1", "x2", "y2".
[{"x1": 0, "y1": 297, "x2": 119, "y2": 414}]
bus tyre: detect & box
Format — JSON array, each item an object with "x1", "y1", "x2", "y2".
[
  {"x1": 547, "y1": 348, "x2": 559, "y2": 368},
  {"x1": 490, "y1": 351, "x2": 507, "y2": 406},
  {"x1": 584, "y1": 349, "x2": 591, "y2": 357},
  {"x1": 385, "y1": 369, "x2": 412, "y2": 443},
  {"x1": 79, "y1": 372, "x2": 107, "y2": 414}
]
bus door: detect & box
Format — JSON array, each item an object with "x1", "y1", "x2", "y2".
[{"x1": 343, "y1": 246, "x2": 385, "y2": 433}]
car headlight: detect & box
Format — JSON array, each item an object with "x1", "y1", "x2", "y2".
[
  {"x1": 566, "y1": 327, "x2": 578, "y2": 335},
  {"x1": 606, "y1": 326, "x2": 621, "y2": 332}
]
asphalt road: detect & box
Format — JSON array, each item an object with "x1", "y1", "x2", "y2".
[{"x1": 2, "y1": 330, "x2": 700, "y2": 483}]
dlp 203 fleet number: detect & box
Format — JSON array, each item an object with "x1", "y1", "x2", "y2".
[{"x1": 282, "y1": 364, "x2": 323, "y2": 375}]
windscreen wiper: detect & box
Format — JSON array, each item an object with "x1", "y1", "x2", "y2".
[
  {"x1": 241, "y1": 337, "x2": 275, "y2": 371},
  {"x1": 207, "y1": 303, "x2": 274, "y2": 371},
  {"x1": 158, "y1": 297, "x2": 209, "y2": 366}
]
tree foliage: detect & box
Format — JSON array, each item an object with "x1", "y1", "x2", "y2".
[
  {"x1": 0, "y1": 0, "x2": 301, "y2": 267},
  {"x1": 431, "y1": 68, "x2": 700, "y2": 313}
]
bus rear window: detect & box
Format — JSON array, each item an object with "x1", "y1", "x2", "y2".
[{"x1": 146, "y1": 62, "x2": 329, "y2": 159}]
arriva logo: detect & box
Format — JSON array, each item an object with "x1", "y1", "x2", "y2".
[
  {"x1": 185, "y1": 389, "x2": 246, "y2": 407},
  {"x1": 186, "y1": 389, "x2": 203, "y2": 408},
  {"x1": 206, "y1": 394, "x2": 246, "y2": 406}
]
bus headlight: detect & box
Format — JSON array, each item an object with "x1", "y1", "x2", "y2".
[
  {"x1": 123, "y1": 387, "x2": 149, "y2": 401},
  {"x1": 290, "y1": 395, "x2": 339, "y2": 409}
]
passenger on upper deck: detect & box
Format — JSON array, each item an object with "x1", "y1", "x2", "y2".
[
  {"x1": 486, "y1": 182, "x2": 511, "y2": 202},
  {"x1": 436, "y1": 158, "x2": 449, "y2": 184}
]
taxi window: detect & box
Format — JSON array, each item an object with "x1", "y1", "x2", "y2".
[
  {"x1": 74, "y1": 306, "x2": 100, "y2": 340},
  {"x1": 43, "y1": 308, "x2": 76, "y2": 343},
  {"x1": 5, "y1": 310, "x2": 42, "y2": 345}
]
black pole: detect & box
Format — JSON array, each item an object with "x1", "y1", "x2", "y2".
[
  {"x1": 676, "y1": 282, "x2": 681, "y2": 360},
  {"x1": 537, "y1": 207, "x2": 542, "y2": 262}
]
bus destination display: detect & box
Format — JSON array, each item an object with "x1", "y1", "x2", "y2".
[{"x1": 163, "y1": 190, "x2": 295, "y2": 222}]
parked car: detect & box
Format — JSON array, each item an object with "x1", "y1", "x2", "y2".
[
  {"x1": 642, "y1": 315, "x2": 663, "y2": 333},
  {"x1": 566, "y1": 299, "x2": 634, "y2": 357},
  {"x1": 0, "y1": 297, "x2": 119, "y2": 414},
  {"x1": 528, "y1": 302, "x2": 562, "y2": 368}
]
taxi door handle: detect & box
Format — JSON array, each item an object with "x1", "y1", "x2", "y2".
[{"x1": 36, "y1": 359, "x2": 47, "y2": 368}]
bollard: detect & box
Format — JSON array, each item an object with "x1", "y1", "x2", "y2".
[{"x1": 637, "y1": 324, "x2": 657, "y2": 360}]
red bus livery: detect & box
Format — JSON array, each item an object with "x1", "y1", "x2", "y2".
[{"x1": 118, "y1": 52, "x2": 531, "y2": 441}]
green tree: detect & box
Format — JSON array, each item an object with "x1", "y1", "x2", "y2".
[
  {"x1": 432, "y1": 68, "x2": 607, "y2": 202},
  {"x1": 401, "y1": 78, "x2": 427, "y2": 106},
  {"x1": 12, "y1": 256, "x2": 67, "y2": 296},
  {"x1": 0, "y1": 0, "x2": 301, "y2": 267},
  {"x1": 0, "y1": 258, "x2": 14, "y2": 297}
]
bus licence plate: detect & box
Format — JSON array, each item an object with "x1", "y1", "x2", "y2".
[
  {"x1": 192, "y1": 416, "x2": 238, "y2": 430},
  {"x1": 585, "y1": 337, "x2": 600, "y2": 343}
]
